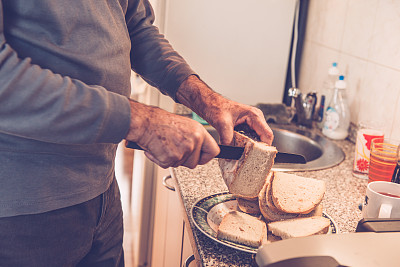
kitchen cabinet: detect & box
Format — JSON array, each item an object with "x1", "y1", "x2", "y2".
[
  {"x1": 181, "y1": 222, "x2": 196, "y2": 267},
  {"x1": 151, "y1": 167, "x2": 194, "y2": 267}
]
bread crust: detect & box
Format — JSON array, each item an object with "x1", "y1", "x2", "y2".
[
  {"x1": 219, "y1": 131, "x2": 277, "y2": 200},
  {"x1": 237, "y1": 197, "x2": 260, "y2": 215},
  {"x1": 271, "y1": 172, "x2": 325, "y2": 214},
  {"x1": 258, "y1": 172, "x2": 324, "y2": 222},
  {"x1": 216, "y1": 211, "x2": 267, "y2": 248},
  {"x1": 267, "y1": 216, "x2": 330, "y2": 239},
  {"x1": 258, "y1": 173, "x2": 299, "y2": 222}
]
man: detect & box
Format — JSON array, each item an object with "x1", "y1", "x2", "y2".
[{"x1": 0, "y1": 0, "x2": 273, "y2": 266}]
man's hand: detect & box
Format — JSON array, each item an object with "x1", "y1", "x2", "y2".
[
  {"x1": 204, "y1": 98, "x2": 273, "y2": 145},
  {"x1": 125, "y1": 99, "x2": 220, "y2": 169},
  {"x1": 176, "y1": 75, "x2": 274, "y2": 145}
]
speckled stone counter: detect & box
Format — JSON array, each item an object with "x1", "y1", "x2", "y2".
[{"x1": 171, "y1": 130, "x2": 368, "y2": 266}]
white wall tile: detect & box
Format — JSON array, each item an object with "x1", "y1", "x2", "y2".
[
  {"x1": 341, "y1": 0, "x2": 379, "y2": 59},
  {"x1": 357, "y1": 63, "x2": 400, "y2": 136},
  {"x1": 305, "y1": 0, "x2": 348, "y2": 49},
  {"x1": 299, "y1": 41, "x2": 340, "y2": 95},
  {"x1": 338, "y1": 54, "x2": 369, "y2": 123},
  {"x1": 301, "y1": 0, "x2": 400, "y2": 137},
  {"x1": 390, "y1": 98, "x2": 400, "y2": 140},
  {"x1": 368, "y1": 0, "x2": 400, "y2": 70}
]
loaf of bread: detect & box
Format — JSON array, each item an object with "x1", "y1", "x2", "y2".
[
  {"x1": 267, "y1": 216, "x2": 330, "y2": 239},
  {"x1": 217, "y1": 211, "x2": 267, "y2": 248},
  {"x1": 271, "y1": 172, "x2": 326, "y2": 214},
  {"x1": 219, "y1": 131, "x2": 277, "y2": 199}
]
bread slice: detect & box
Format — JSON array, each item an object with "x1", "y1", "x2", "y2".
[
  {"x1": 218, "y1": 131, "x2": 277, "y2": 199},
  {"x1": 307, "y1": 203, "x2": 323, "y2": 217},
  {"x1": 237, "y1": 197, "x2": 260, "y2": 215},
  {"x1": 271, "y1": 172, "x2": 326, "y2": 214},
  {"x1": 217, "y1": 211, "x2": 267, "y2": 248},
  {"x1": 259, "y1": 172, "x2": 324, "y2": 222},
  {"x1": 267, "y1": 216, "x2": 330, "y2": 239},
  {"x1": 258, "y1": 172, "x2": 299, "y2": 222}
]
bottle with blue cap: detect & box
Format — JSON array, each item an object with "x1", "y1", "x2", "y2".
[
  {"x1": 323, "y1": 63, "x2": 340, "y2": 99},
  {"x1": 322, "y1": 75, "x2": 350, "y2": 140},
  {"x1": 318, "y1": 62, "x2": 340, "y2": 129}
]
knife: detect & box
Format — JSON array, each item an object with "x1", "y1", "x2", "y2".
[{"x1": 125, "y1": 141, "x2": 306, "y2": 164}]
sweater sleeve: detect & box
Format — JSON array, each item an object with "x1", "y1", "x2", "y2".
[
  {"x1": 125, "y1": 0, "x2": 197, "y2": 101},
  {"x1": 0, "y1": 2, "x2": 131, "y2": 145}
]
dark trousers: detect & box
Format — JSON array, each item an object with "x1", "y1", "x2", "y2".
[{"x1": 0, "y1": 177, "x2": 124, "y2": 267}]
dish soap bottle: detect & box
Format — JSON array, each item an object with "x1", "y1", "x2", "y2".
[
  {"x1": 318, "y1": 62, "x2": 339, "y2": 129},
  {"x1": 322, "y1": 62, "x2": 340, "y2": 109},
  {"x1": 322, "y1": 75, "x2": 350, "y2": 140}
]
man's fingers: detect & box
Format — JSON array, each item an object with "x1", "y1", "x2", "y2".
[
  {"x1": 144, "y1": 151, "x2": 168, "y2": 169},
  {"x1": 180, "y1": 144, "x2": 202, "y2": 169},
  {"x1": 198, "y1": 134, "x2": 220, "y2": 165},
  {"x1": 175, "y1": 132, "x2": 219, "y2": 168},
  {"x1": 211, "y1": 118, "x2": 234, "y2": 146},
  {"x1": 143, "y1": 129, "x2": 219, "y2": 169},
  {"x1": 251, "y1": 118, "x2": 274, "y2": 145},
  {"x1": 235, "y1": 113, "x2": 274, "y2": 145},
  {"x1": 218, "y1": 127, "x2": 234, "y2": 145}
]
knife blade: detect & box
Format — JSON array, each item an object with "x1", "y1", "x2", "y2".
[
  {"x1": 125, "y1": 141, "x2": 306, "y2": 164},
  {"x1": 218, "y1": 144, "x2": 306, "y2": 163}
]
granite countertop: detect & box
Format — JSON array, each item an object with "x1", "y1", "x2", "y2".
[{"x1": 171, "y1": 127, "x2": 368, "y2": 266}]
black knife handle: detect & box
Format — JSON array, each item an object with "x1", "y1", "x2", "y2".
[
  {"x1": 125, "y1": 141, "x2": 243, "y2": 160},
  {"x1": 125, "y1": 141, "x2": 143, "y2": 150}
]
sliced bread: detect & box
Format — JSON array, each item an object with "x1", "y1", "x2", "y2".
[
  {"x1": 258, "y1": 172, "x2": 299, "y2": 222},
  {"x1": 271, "y1": 172, "x2": 326, "y2": 214},
  {"x1": 237, "y1": 197, "x2": 260, "y2": 215},
  {"x1": 267, "y1": 216, "x2": 330, "y2": 239},
  {"x1": 219, "y1": 131, "x2": 277, "y2": 199},
  {"x1": 306, "y1": 203, "x2": 323, "y2": 217},
  {"x1": 217, "y1": 211, "x2": 267, "y2": 248}
]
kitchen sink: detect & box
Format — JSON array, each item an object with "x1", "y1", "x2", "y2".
[
  {"x1": 270, "y1": 124, "x2": 345, "y2": 171},
  {"x1": 204, "y1": 124, "x2": 345, "y2": 171}
]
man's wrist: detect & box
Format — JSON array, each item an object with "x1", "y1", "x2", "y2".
[{"x1": 125, "y1": 99, "x2": 149, "y2": 142}]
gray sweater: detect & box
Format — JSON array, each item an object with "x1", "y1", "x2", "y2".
[{"x1": 0, "y1": 0, "x2": 194, "y2": 217}]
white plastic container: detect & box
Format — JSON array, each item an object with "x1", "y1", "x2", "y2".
[
  {"x1": 322, "y1": 75, "x2": 350, "y2": 140},
  {"x1": 318, "y1": 62, "x2": 340, "y2": 129},
  {"x1": 322, "y1": 62, "x2": 340, "y2": 104}
]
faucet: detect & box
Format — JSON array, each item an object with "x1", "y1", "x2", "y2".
[{"x1": 288, "y1": 87, "x2": 315, "y2": 128}]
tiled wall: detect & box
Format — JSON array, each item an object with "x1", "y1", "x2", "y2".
[{"x1": 299, "y1": 0, "x2": 400, "y2": 140}]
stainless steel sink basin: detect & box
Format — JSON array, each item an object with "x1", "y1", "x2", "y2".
[
  {"x1": 204, "y1": 124, "x2": 345, "y2": 171},
  {"x1": 270, "y1": 124, "x2": 345, "y2": 171}
]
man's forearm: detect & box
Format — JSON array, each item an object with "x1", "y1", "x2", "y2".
[
  {"x1": 176, "y1": 75, "x2": 273, "y2": 145},
  {"x1": 176, "y1": 75, "x2": 223, "y2": 121}
]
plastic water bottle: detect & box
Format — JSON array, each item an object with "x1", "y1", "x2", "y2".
[{"x1": 322, "y1": 75, "x2": 350, "y2": 140}]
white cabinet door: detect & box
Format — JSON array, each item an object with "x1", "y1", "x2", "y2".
[
  {"x1": 181, "y1": 223, "x2": 195, "y2": 267},
  {"x1": 151, "y1": 167, "x2": 193, "y2": 267}
]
